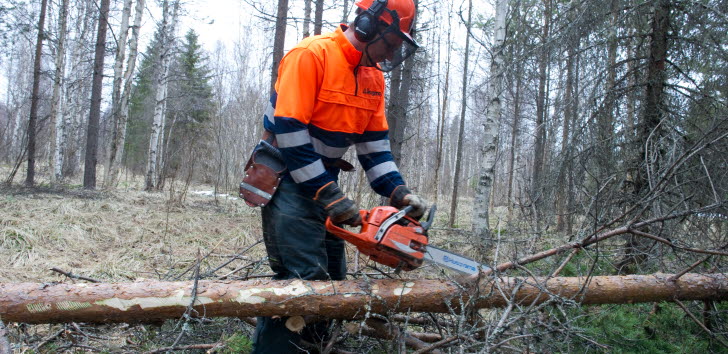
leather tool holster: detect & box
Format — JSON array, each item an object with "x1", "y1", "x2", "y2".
[{"x1": 239, "y1": 138, "x2": 286, "y2": 207}]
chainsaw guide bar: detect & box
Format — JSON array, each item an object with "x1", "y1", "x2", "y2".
[{"x1": 326, "y1": 205, "x2": 490, "y2": 275}]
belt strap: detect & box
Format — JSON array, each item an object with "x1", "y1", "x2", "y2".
[{"x1": 261, "y1": 130, "x2": 354, "y2": 172}]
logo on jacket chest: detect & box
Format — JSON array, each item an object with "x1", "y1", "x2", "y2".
[{"x1": 363, "y1": 88, "x2": 382, "y2": 97}]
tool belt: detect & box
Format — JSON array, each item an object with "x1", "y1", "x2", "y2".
[
  {"x1": 239, "y1": 134, "x2": 285, "y2": 207},
  {"x1": 239, "y1": 131, "x2": 355, "y2": 207}
]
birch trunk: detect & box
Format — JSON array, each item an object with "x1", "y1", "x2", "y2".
[
  {"x1": 51, "y1": 0, "x2": 70, "y2": 184},
  {"x1": 106, "y1": 0, "x2": 145, "y2": 188},
  {"x1": 2, "y1": 274, "x2": 727, "y2": 324},
  {"x1": 472, "y1": 0, "x2": 507, "y2": 245},
  {"x1": 103, "y1": 0, "x2": 133, "y2": 188},
  {"x1": 145, "y1": 0, "x2": 179, "y2": 191}
]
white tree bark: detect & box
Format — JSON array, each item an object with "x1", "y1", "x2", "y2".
[
  {"x1": 103, "y1": 0, "x2": 133, "y2": 188},
  {"x1": 51, "y1": 0, "x2": 70, "y2": 184},
  {"x1": 145, "y1": 0, "x2": 180, "y2": 191},
  {"x1": 472, "y1": 0, "x2": 507, "y2": 245},
  {"x1": 107, "y1": 0, "x2": 145, "y2": 187}
]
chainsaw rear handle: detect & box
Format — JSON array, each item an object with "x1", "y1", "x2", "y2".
[
  {"x1": 325, "y1": 209, "x2": 370, "y2": 246},
  {"x1": 325, "y1": 206, "x2": 413, "y2": 247}
]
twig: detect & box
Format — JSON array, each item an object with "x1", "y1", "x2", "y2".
[
  {"x1": 670, "y1": 255, "x2": 712, "y2": 282},
  {"x1": 485, "y1": 204, "x2": 723, "y2": 275},
  {"x1": 346, "y1": 319, "x2": 441, "y2": 353},
  {"x1": 34, "y1": 328, "x2": 65, "y2": 351},
  {"x1": 171, "y1": 250, "x2": 203, "y2": 348},
  {"x1": 216, "y1": 260, "x2": 265, "y2": 280},
  {"x1": 172, "y1": 238, "x2": 226, "y2": 280},
  {"x1": 489, "y1": 334, "x2": 535, "y2": 351},
  {"x1": 673, "y1": 299, "x2": 728, "y2": 349},
  {"x1": 202, "y1": 240, "x2": 262, "y2": 278},
  {"x1": 56, "y1": 343, "x2": 103, "y2": 352},
  {"x1": 629, "y1": 229, "x2": 728, "y2": 256},
  {"x1": 551, "y1": 248, "x2": 580, "y2": 277},
  {"x1": 322, "y1": 320, "x2": 342, "y2": 354},
  {"x1": 146, "y1": 343, "x2": 221, "y2": 353},
  {"x1": 70, "y1": 323, "x2": 113, "y2": 341},
  {"x1": 412, "y1": 335, "x2": 462, "y2": 354},
  {"x1": 50, "y1": 267, "x2": 100, "y2": 283},
  {"x1": 0, "y1": 320, "x2": 10, "y2": 354}
]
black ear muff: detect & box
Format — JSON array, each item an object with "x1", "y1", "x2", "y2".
[{"x1": 355, "y1": 0, "x2": 388, "y2": 42}]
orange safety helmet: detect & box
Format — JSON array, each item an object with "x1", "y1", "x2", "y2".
[{"x1": 355, "y1": 0, "x2": 416, "y2": 43}]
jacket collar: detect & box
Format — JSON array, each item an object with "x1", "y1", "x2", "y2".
[{"x1": 333, "y1": 25, "x2": 362, "y2": 66}]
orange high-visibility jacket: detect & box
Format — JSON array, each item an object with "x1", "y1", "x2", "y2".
[{"x1": 262, "y1": 25, "x2": 405, "y2": 198}]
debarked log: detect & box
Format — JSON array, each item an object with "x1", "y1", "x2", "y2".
[{"x1": 1, "y1": 273, "x2": 727, "y2": 324}]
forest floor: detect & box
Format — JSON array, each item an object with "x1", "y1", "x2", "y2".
[
  {"x1": 0, "y1": 168, "x2": 486, "y2": 353},
  {"x1": 0, "y1": 173, "x2": 268, "y2": 352},
  {"x1": 2, "y1": 168, "x2": 723, "y2": 353}
]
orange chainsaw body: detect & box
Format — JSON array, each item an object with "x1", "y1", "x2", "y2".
[{"x1": 325, "y1": 206, "x2": 428, "y2": 271}]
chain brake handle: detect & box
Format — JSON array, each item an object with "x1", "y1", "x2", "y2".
[{"x1": 419, "y1": 205, "x2": 437, "y2": 232}]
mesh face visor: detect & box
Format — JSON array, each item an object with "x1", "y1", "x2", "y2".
[{"x1": 373, "y1": 9, "x2": 419, "y2": 72}]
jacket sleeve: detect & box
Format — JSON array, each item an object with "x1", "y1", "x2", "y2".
[
  {"x1": 266, "y1": 47, "x2": 335, "y2": 197},
  {"x1": 355, "y1": 94, "x2": 406, "y2": 197}
]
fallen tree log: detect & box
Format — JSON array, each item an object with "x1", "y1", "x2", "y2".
[{"x1": 1, "y1": 273, "x2": 727, "y2": 324}]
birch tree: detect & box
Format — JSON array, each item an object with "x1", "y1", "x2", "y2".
[
  {"x1": 145, "y1": 0, "x2": 180, "y2": 191},
  {"x1": 103, "y1": 0, "x2": 134, "y2": 188},
  {"x1": 473, "y1": 0, "x2": 507, "y2": 245},
  {"x1": 50, "y1": 0, "x2": 70, "y2": 184}
]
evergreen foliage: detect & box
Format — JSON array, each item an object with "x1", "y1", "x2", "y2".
[
  {"x1": 125, "y1": 27, "x2": 215, "y2": 180},
  {"x1": 126, "y1": 26, "x2": 163, "y2": 173},
  {"x1": 565, "y1": 303, "x2": 722, "y2": 352}
]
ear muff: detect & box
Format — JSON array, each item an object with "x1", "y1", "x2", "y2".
[{"x1": 354, "y1": 0, "x2": 388, "y2": 42}]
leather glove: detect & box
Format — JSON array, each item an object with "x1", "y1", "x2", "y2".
[
  {"x1": 314, "y1": 182, "x2": 362, "y2": 226},
  {"x1": 389, "y1": 185, "x2": 427, "y2": 219}
]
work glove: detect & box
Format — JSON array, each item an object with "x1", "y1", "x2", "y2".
[
  {"x1": 314, "y1": 182, "x2": 362, "y2": 226},
  {"x1": 389, "y1": 185, "x2": 427, "y2": 219}
]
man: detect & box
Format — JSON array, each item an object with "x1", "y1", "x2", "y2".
[{"x1": 252, "y1": 0, "x2": 425, "y2": 352}]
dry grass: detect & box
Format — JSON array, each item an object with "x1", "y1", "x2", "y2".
[
  {"x1": 0, "y1": 183, "x2": 262, "y2": 283},
  {"x1": 0, "y1": 166, "x2": 498, "y2": 353}
]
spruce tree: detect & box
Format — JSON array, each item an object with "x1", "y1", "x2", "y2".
[
  {"x1": 162, "y1": 29, "x2": 215, "y2": 181},
  {"x1": 125, "y1": 27, "x2": 163, "y2": 173}
]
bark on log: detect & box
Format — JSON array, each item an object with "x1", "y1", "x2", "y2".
[{"x1": 1, "y1": 274, "x2": 727, "y2": 324}]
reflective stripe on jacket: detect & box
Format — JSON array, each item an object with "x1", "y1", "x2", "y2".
[{"x1": 263, "y1": 25, "x2": 405, "y2": 198}]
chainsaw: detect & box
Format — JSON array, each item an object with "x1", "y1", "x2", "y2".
[{"x1": 325, "y1": 205, "x2": 490, "y2": 275}]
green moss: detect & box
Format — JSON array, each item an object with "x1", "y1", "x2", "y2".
[{"x1": 221, "y1": 332, "x2": 253, "y2": 354}]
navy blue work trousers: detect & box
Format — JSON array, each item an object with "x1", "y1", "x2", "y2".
[{"x1": 251, "y1": 177, "x2": 346, "y2": 353}]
